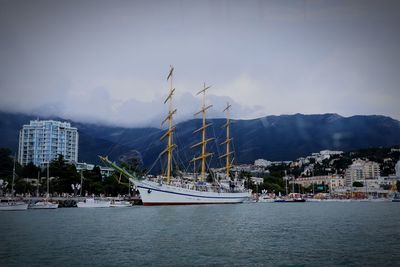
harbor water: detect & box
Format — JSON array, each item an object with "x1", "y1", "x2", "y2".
[{"x1": 1, "y1": 202, "x2": 400, "y2": 266}]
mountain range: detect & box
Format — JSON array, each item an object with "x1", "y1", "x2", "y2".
[{"x1": 1, "y1": 111, "x2": 400, "y2": 169}]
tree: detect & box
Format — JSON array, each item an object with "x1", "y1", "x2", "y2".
[
  {"x1": 353, "y1": 181, "x2": 363, "y2": 187},
  {"x1": 0, "y1": 148, "x2": 13, "y2": 179},
  {"x1": 102, "y1": 175, "x2": 127, "y2": 196},
  {"x1": 332, "y1": 156, "x2": 352, "y2": 174},
  {"x1": 15, "y1": 179, "x2": 33, "y2": 194},
  {"x1": 259, "y1": 181, "x2": 283, "y2": 194},
  {"x1": 22, "y1": 162, "x2": 40, "y2": 178},
  {"x1": 289, "y1": 166, "x2": 303, "y2": 177},
  {"x1": 0, "y1": 148, "x2": 27, "y2": 194},
  {"x1": 82, "y1": 166, "x2": 104, "y2": 195},
  {"x1": 50, "y1": 155, "x2": 80, "y2": 193}
]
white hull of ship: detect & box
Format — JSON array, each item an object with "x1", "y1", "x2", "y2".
[
  {"x1": 132, "y1": 180, "x2": 250, "y2": 206},
  {"x1": 0, "y1": 202, "x2": 28, "y2": 211},
  {"x1": 77, "y1": 199, "x2": 111, "y2": 208},
  {"x1": 110, "y1": 201, "x2": 132, "y2": 207},
  {"x1": 29, "y1": 201, "x2": 59, "y2": 209}
]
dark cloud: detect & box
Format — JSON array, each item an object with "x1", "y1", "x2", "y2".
[{"x1": 0, "y1": 0, "x2": 399, "y2": 126}]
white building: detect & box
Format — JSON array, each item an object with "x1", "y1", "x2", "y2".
[
  {"x1": 75, "y1": 162, "x2": 114, "y2": 178},
  {"x1": 250, "y1": 177, "x2": 264, "y2": 185},
  {"x1": 293, "y1": 175, "x2": 344, "y2": 191},
  {"x1": 319, "y1": 150, "x2": 343, "y2": 156},
  {"x1": 344, "y1": 159, "x2": 380, "y2": 186},
  {"x1": 18, "y1": 120, "x2": 78, "y2": 167},
  {"x1": 254, "y1": 159, "x2": 271, "y2": 167},
  {"x1": 396, "y1": 160, "x2": 400, "y2": 179},
  {"x1": 305, "y1": 150, "x2": 343, "y2": 164}
]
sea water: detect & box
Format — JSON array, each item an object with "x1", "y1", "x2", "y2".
[{"x1": 1, "y1": 202, "x2": 399, "y2": 266}]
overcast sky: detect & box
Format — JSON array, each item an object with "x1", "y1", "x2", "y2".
[{"x1": 0, "y1": 0, "x2": 399, "y2": 127}]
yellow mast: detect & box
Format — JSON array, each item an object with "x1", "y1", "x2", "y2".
[
  {"x1": 191, "y1": 83, "x2": 213, "y2": 181},
  {"x1": 160, "y1": 66, "x2": 176, "y2": 184},
  {"x1": 220, "y1": 102, "x2": 233, "y2": 178}
]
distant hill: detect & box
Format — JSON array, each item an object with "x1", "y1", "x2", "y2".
[{"x1": 1, "y1": 111, "x2": 400, "y2": 168}]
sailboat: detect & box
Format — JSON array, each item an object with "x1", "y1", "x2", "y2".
[
  {"x1": 77, "y1": 197, "x2": 111, "y2": 208},
  {"x1": 100, "y1": 66, "x2": 251, "y2": 205},
  {"x1": 29, "y1": 163, "x2": 58, "y2": 209},
  {"x1": 0, "y1": 156, "x2": 28, "y2": 211},
  {"x1": 0, "y1": 200, "x2": 28, "y2": 211}
]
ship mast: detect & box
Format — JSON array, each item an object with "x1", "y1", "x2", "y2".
[
  {"x1": 191, "y1": 83, "x2": 213, "y2": 181},
  {"x1": 160, "y1": 66, "x2": 177, "y2": 184},
  {"x1": 220, "y1": 102, "x2": 233, "y2": 179}
]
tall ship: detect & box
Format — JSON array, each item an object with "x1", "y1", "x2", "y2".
[{"x1": 101, "y1": 67, "x2": 251, "y2": 205}]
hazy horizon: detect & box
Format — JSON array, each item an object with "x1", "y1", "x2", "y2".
[{"x1": 1, "y1": 0, "x2": 399, "y2": 127}]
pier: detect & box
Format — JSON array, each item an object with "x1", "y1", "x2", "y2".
[{"x1": 0, "y1": 196, "x2": 143, "y2": 207}]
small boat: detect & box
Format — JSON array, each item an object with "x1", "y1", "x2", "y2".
[
  {"x1": 29, "y1": 201, "x2": 59, "y2": 209},
  {"x1": 274, "y1": 193, "x2": 306, "y2": 203},
  {"x1": 77, "y1": 198, "x2": 111, "y2": 208},
  {"x1": 0, "y1": 158, "x2": 28, "y2": 211},
  {"x1": 110, "y1": 200, "x2": 132, "y2": 207},
  {"x1": 258, "y1": 195, "x2": 275, "y2": 203},
  {"x1": 29, "y1": 164, "x2": 59, "y2": 209},
  {"x1": 0, "y1": 201, "x2": 28, "y2": 211}
]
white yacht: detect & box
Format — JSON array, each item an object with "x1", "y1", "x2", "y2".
[
  {"x1": 0, "y1": 201, "x2": 28, "y2": 211},
  {"x1": 29, "y1": 201, "x2": 59, "y2": 209},
  {"x1": 110, "y1": 200, "x2": 132, "y2": 207},
  {"x1": 0, "y1": 158, "x2": 28, "y2": 211},
  {"x1": 29, "y1": 165, "x2": 59, "y2": 209},
  {"x1": 77, "y1": 198, "x2": 111, "y2": 208}
]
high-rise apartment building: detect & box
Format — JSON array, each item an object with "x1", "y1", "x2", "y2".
[
  {"x1": 344, "y1": 159, "x2": 380, "y2": 186},
  {"x1": 18, "y1": 120, "x2": 78, "y2": 167}
]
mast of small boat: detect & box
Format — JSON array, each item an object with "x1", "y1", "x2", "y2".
[
  {"x1": 11, "y1": 155, "x2": 16, "y2": 196},
  {"x1": 36, "y1": 171, "x2": 40, "y2": 197},
  {"x1": 160, "y1": 66, "x2": 177, "y2": 184},
  {"x1": 191, "y1": 83, "x2": 213, "y2": 181},
  {"x1": 285, "y1": 171, "x2": 288, "y2": 195},
  {"x1": 220, "y1": 102, "x2": 232, "y2": 179},
  {"x1": 291, "y1": 176, "x2": 295, "y2": 194},
  {"x1": 80, "y1": 170, "x2": 83, "y2": 196},
  {"x1": 46, "y1": 162, "x2": 50, "y2": 198}
]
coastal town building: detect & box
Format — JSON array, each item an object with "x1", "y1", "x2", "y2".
[
  {"x1": 396, "y1": 160, "x2": 400, "y2": 179},
  {"x1": 231, "y1": 164, "x2": 271, "y2": 176},
  {"x1": 306, "y1": 150, "x2": 343, "y2": 163},
  {"x1": 254, "y1": 159, "x2": 272, "y2": 167},
  {"x1": 18, "y1": 120, "x2": 78, "y2": 167},
  {"x1": 75, "y1": 162, "x2": 114, "y2": 178},
  {"x1": 292, "y1": 175, "x2": 345, "y2": 191},
  {"x1": 250, "y1": 177, "x2": 264, "y2": 185},
  {"x1": 344, "y1": 159, "x2": 380, "y2": 186},
  {"x1": 253, "y1": 159, "x2": 291, "y2": 167}
]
